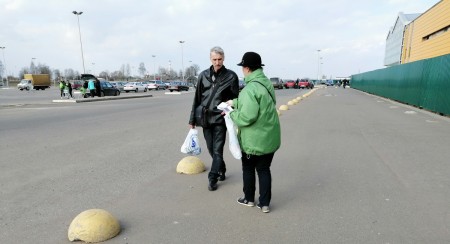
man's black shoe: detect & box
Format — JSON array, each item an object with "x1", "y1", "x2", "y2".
[
  {"x1": 208, "y1": 180, "x2": 218, "y2": 191},
  {"x1": 218, "y1": 172, "x2": 226, "y2": 181}
]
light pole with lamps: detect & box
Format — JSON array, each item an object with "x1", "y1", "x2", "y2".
[
  {"x1": 316, "y1": 49, "x2": 321, "y2": 82},
  {"x1": 31, "y1": 58, "x2": 37, "y2": 74},
  {"x1": 189, "y1": 60, "x2": 192, "y2": 79},
  {"x1": 168, "y1": 60, "x2": 171, "y2": 79},
  {"x1": 179, "y1": 41, "x2": 185, "y2": 81},
  {"x1": 72, "y1": 11, "x2": 86, "y2": 74},
  {"x1": 0, "y1": 47, "x2": 8, "y2": 87},
  {"x1": 152, "y1": 55, "x2": 156, "y2": 80}
]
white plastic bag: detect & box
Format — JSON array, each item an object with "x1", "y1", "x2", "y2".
[
  {"x1": 180, "y1": 128, "x2": 201, "y2": 155},
  {"x1": 224, "y1": 113, "x2": 242, "y2": 159},
  {"x1": 217, "y1": 102, "x2": 242, "y2": 159}
]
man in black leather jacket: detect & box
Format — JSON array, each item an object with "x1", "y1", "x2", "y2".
[{"x1": 189, "y1": 46, "x2": 239, "y2": 191}]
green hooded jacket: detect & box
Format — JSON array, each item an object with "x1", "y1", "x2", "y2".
[{"x1": 229, "y1": 69, "x2": 281, "y2": 155}]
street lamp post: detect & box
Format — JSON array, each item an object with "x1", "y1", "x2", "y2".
[
  {"x1": 179, "y1": 41, "x2": 185, "y2": 81},
  {"x1": 320, "y1": 57, "x2": 324, "y2": 80},
  {"x1": 72, "y1": 11, "x2": 86, "y2": 74},
  {"x1": 189, "y1": 60, "x2": 192, "y2": 80},
  {"x1": 317, "y1": 49, "x2": 321, "y2": 82},
  {"x1": 31, "y1": 58, "x2": 37, "y2": 74},
  {"x1": 168, "y1": 60, "x2": 171, "y2": 79},
  {"x1": 0, "y1": 47, "x2": 8, "y2": 87},
  {"x1": 152, "y1": 55, "x2": 156, "y2": 80}
]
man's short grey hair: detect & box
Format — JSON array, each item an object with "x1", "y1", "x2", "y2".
[{"x1": 210, "y1": 46, "x2": 224, "y2": 57}]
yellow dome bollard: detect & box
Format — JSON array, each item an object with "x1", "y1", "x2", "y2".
[
  {"x1": 68, "y1": 209, "x2": 120, "y2": 243},
  {"x1": 277, "y1": 109, "x2": 281, "y2": 116},
  {"x1": 279, "y1": 104, "x2": 289, "y2": 111},
  {"x1": 287, "y1": 100, "x2": 295, "y2": 106},
  {"x1": 177, "y1": 156, "x2": 205, "y2": 174},
  {"x1": 296, "y1": 97, "x2": 302, "y2": 100}
]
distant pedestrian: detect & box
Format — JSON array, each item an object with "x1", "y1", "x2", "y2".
[
  {"x1": 342, "y1": 78, "x2": 349, "y2": 89},
  {"x1": 67, "y1": 81, "x2": 73, "y2": 98},
  {"x1": 88, "y1": 79, "x2": 95, "y2": 97},
  {"x1": 59, "y1": 80, "x2": 66, "y2": 99},
  {"x1": 82, "y1": 80, "x2": 88, "y2": 98},
  {"x1": 95, "y1": 79, "x2": 101, "y2": 97}
]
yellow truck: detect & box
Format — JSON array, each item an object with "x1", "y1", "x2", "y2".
[{"x1": 17, "y1": 74, "x2": 51, "y2": 90}]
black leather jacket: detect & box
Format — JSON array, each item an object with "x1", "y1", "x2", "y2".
[{"x1": 189, "y1": 65, "x2": 239, "y2": 126}]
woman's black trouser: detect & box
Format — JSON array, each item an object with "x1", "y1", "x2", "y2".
[
  {"x1": 241, "y1": 152, "x2": 274, "y2": 206},
  {"x1": 203, "y1": 124, "x2": 226, "y2": 181}
]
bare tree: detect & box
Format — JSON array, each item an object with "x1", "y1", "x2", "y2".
[
  {"x1": 53, "y1": 69, "x2": 61, "y2": 80},
  {"x1": 0, "y1": 60, "x2": 4, "y2": 79},
  {"x1": 29, "y1": 61, "x2": 35, "y2": 74},
  {"x1": 64, "y1": 69, "x2": 77, "y2": 80},
  {"x1": 126, "y1": 64, "x2": 131, "y2": 78},
  {"x1": 111, "y1": 70, "x2": 124, "y2": 80},
  {"x1": 138, "y1": 62, "x2": 146, "y2": 77},
  {"x1": 98, "y1": 71, "x2": 110, "y2": 80}
]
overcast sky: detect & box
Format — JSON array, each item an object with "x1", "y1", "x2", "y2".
[{"x1": 0, "y1": 0, "x2": 440, "y2": 79}]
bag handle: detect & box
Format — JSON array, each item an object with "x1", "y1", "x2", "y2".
[{"x1": 253, "y1": 81, "x2": 275, "y2": 104}]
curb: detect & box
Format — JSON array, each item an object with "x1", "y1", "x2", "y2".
[{"x1": 52, "y1": 94, "x2": 153, "y2": 103}]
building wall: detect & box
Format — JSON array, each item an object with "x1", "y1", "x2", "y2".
[
  {"x1": 384, "y1": 21, "x2": 404, "y2": 66},
  {"x1": 402, "y1": 0, "x2": 450, "y2": 63}
]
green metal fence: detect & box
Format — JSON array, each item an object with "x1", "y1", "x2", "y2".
[{"x1": 351, "y1": 54, "x2": 450, "y2": 116}]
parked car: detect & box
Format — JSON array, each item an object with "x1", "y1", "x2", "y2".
[
  {"x1": 84, "y1": 81, "x2": 120, "y2": 97},
  {"x1": 270, "y1": 77, "x2": 284, "y2": 89},
  {"x1": 124, "y1": 82, "x2": 148, "y2": 93},
  {"x1": 71, "y1": 80, "x2": 83, "y2": 90},
  {"x1": 284, "y1": 80, "x2": 296, "y2": 89},
  {"x1": 109, "y1": 81, "x2": 126, "y2": 91},
  {"x1": 147, "y1": 80, "x2": 168, "y2": 90},
  {"x1": 298, "y1": 79, "x2": 313, "y2": 89},
  {"x1": 101, "y1": 81, "x2": 121, "y2": 96},
  {"x1": 168, "y1": 81, "x2": 189, "y2": 92},
  {"x1": 141, "y1": 81, "x2": 149, "y2": 88},
  {"x1": 326, "y1": 80, "x2": 334, "y2": 86}
]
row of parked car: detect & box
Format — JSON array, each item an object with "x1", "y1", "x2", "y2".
[
  {"x1": 108, "y1": 80, "x2": 191, "y2": 93},
  {"x1": 77, "y1": 74, "x2": 190, "y2": 96},
  {"x1": 270, "y1": 77, "x2": 314, "y2": 89},
  {"x1": 77, "y1": 74, "x2": 191, "y2": 97}
]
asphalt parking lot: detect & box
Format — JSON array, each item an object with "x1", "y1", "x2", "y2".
[{"x1": 2, "y1": 86, "x2": 450, "y2": 243}]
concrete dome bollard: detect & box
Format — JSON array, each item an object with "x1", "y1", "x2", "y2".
[
  {"x1": 287, "y1": 100, "x2": 295, "y2": 106},
  {"x1": 177, "y1": 156, "x2": 205, "y2": 174},
  {"x1": 279, "y1": 104, "x2": 289, "y2": 111},
  {"x1": 68, "y1": 209, "x2": 120, "y2": 243}
]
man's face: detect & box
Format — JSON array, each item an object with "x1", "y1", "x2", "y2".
[{"x1": 210, "y1": 52, "x2": 224, "y2": 72}]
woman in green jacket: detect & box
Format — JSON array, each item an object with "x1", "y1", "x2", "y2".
[{"x1": 226, "y1": 52, "x2": 281, "y2": 213}]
